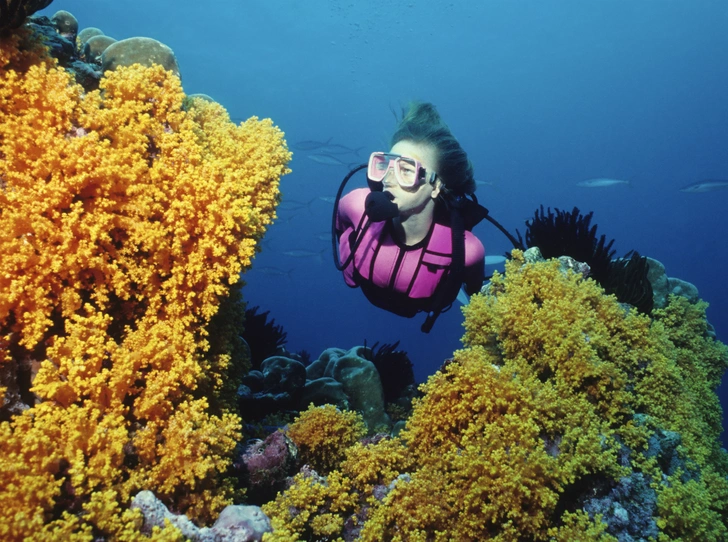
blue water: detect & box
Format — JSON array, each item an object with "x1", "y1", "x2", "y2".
[{"x1": 41, "y1": 1, "x2": 728, "y2": 442}]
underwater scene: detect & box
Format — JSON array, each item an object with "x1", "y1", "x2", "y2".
[{"x1": 2, "y1": 0, "x2": 728, "y2": 540}]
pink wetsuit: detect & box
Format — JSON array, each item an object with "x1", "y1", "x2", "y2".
[{"x1": 336, "y1": 188, "x2": 485, "y2": 317}]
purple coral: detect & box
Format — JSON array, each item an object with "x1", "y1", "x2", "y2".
[{"x1": 237, "y1": 431, "x2": 298, "y2": 504}]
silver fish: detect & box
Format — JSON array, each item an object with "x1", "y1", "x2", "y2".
[
  {"x1": 317, "y1": 144, "x2": 364, "y2": 156},
  {"x1": 255, "y1": 267, "x2": 294, "y2": 278},
  {"x1": 277, "y1": 198, "x2": 315, "y2": 211},
  {"x1": 292, "y1": 138, "x2": 333, "y2": 151},
  {"x1": 282, "y1": 249, "x2": 327, "y2": 259},
  {"x1": 576, "y1": 178, "x2": 630, "y2": 188},
  {"x1": 679, "y1": 180, "x2": 728, "y2": 193},
  {"x1": 307, "y1": 153, "x2": 347, "y2": 166}
]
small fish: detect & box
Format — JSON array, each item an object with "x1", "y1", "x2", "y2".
[
  {"x1": 317, "y1": 144, "x2": 364, "y2": 156},
  {"x1": 679, "y1": 180, "x2": 728, "y2": 193},
  {"x1": 282, "y1": 248, "x2": 327, "y2": 259},
  {"x1": 576, "y1": 178, "x2": 630, "y2": 188},
  {"x1": 292, "y1": 138, "x2": 333, "y2": 151},
  {"x1": 319, "y1": 196, "x2": 336, "y2": 204},
  {"x1": 255, "y1": 267, "x2": 294, "y2": 279},
  {"x1": 277, "y1": 198, "x2": 316, "y2": 211},
  {"x1": 307, "y1": 153, "x2": 347, "y2": 166},
  {"x1": 314, "y1": 232, "x2": 332, "y2": 241}
]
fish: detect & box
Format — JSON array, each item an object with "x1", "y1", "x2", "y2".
[
  {"x1": 255, "y1": 267, "x2": 294, "y2": 279},
  {"x1": 282, "y1": 248, "x2": 327, "y2": 260},
  {"x1": 292, "y1": 138, "x2": 333, "y2": 151},
  {"x1": 318, "y1": 196, "x2": 336, "y2": 204},
  {"x1": 316, "y1": 144, "x2": 364, "y2": 156},
  {"x1": 678, "y1": 180, "x2": 728, "y2": 193},
  {"x1": 277, "y1": 198, "x2": 316, "y2": 211},
  {"x1": 307, "y1": 153, "x2": 347, "y2": 166},
  {"x1": 576, "y1": 178, "x2": 630, "y2": 188}
]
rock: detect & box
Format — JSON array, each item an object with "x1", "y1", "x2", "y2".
[
  {"x1": 301, "y1": 376, "x2": 349, "y2": 409},
  {"x1": 646, "y1": 257, "x2": 669, "y2": 308},
  {"x1": 522, "y1": 246, "x2": 544, "y2": 263},
  {"x1": 131, "y1": 490, "x2": 208, "y2": 540},
  {"x1": 306, "y1": 347, "x2": 390, "y2": 431},
  {"x1": 260, "y1": 356, "x2": 306, "y2": 393},
  {"x1": 131, "y1": 490, "x2": 272, "y2": 541},
  {"x1": 101, "y1": 37, "x2": 180, "y2": 77},
  {"x1": 237, "y1": 357, "x2": 306, "y2": 420},
  {"x1": 83, "y1": 34, "x2": 116, "y2": 62},
  {"x1": 667, "y1": 277, "x2": 699, "y2": 304},
  {"x1": 212, "y1": 504, "x2": 273, "y2": 541},
  {"x1": 77, "y1": 27, "x2": 104, "y2": 46},
  {"x1": 50, "y1": 10, "x2": 78, "y2": 40},
  {"x1": 0, "y1": 0, "x2": 53, "y2": 31}
]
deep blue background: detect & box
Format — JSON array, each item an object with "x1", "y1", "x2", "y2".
[{"x1": 41, "y1": 1, "x2": 728, "y2": 443}]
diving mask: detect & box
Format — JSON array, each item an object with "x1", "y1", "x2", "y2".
[{"x1": 367, "y1": 152, "x2": 438, "y2": 189}]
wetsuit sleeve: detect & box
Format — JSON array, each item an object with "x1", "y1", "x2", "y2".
[{"x1": 463, "y1": 233, "x2": 485, "y2": 296}]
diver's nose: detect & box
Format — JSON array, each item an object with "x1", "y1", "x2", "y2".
[{"x1": 382, "y1": 167, "x2": 397, "y2": 188}]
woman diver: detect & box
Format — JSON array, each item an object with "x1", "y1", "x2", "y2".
[{"x1": 333, "y1": 102, "x2": 491, "y2": 333}]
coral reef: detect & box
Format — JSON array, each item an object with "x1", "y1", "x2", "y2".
[
  {"x1": 522, "y1": 206, "x2": 653, "y2": 314},
  {"x1": 524, "y1": 205, "x2": 615, "y2": 285},
  {"x1": 241, "y1": 306, "x2": 288, "y2": 370},
  {"x1": 0, "y1": 0, "x2": 52, "y2": 32},
  {"x1": 366, "y1": 340, "x2": 415, "y2": 404},
  {"x1": 238, "y1": 356, "x2": 307, "y2": 421},
  {"x1": 101, "y1": 36, "x2": 179, "y2": 77},
  {"x1": 0, "y1": 22, "x2": 290, "y2": 539},
  {"x1": 286, "y1": 404, "x2": 367, "y2": 475},
  {"x1": 261, "y1": 250, "x2": 728, "y2": 540},
  {"x1": 131, "y1": 490, "x2": 273, "y2": 541},
  {"x1": 234, "y1": 431, "x2": 299, "y2": 505},
  {"x1": 306, "y1": 347, "x2": 391, "y2": 431}
]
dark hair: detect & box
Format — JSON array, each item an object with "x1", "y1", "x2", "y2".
[{"x1": 390, "y1": 102, "x2": 476, "y2": 195}]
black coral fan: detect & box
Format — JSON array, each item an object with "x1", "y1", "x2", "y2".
[
  {"x1": 242, "y1": 306, "x2": 288, "y2": 369},
  {"x1": 524, "y1": 206, "x2": 653, "y2": 314}
]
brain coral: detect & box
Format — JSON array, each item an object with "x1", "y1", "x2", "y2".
[
  {"x1": 0, "y1": 28, "x2": 290, "y2": 540},
  {"x1": 263, "y1": 250, "x2": 728, "y2": 541}
]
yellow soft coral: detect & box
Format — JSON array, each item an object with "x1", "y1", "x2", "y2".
[
  {"x1": 286, "y1": 404, "x2": 367, "y2": 474},
  {"x1": 0, "y1": 28, "x2": 290, "y2": 539},
  {"x1": 263, "y1": 251, "x2": 727, "y2": 539},
  {"x1": 262, "y1": 470, "x2": 358, "y2": 542},
  {"x1": 646, "y1": 295, "x2": 728, "y2": 468},
  {"x1": 361, "y1": 345, "x2": 622, "y2": 541}
]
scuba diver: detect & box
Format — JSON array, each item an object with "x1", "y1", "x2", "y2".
[{"x1": 332, "y1": 102, "x2": 519, "y2": 333}]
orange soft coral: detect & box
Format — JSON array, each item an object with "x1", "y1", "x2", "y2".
[{"x1": 0, "y1": 30, "x2": 290, "y2": 539}]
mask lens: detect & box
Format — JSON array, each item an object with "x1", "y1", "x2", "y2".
[
  {"x1": 394, "y1": 156, "x2": 419, "y2": 187},
  {"x1": 368, "y1": 153, "x2": 391, "y2": 182}
]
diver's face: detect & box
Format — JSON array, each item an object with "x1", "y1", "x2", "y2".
[{"x1": 382, "y1": 140, "x2": 441, "y2": 216}]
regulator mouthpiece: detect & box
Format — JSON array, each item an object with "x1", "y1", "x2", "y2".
[{"x1": 365, "y1": 191, "x2": 398, "y2": 222}]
